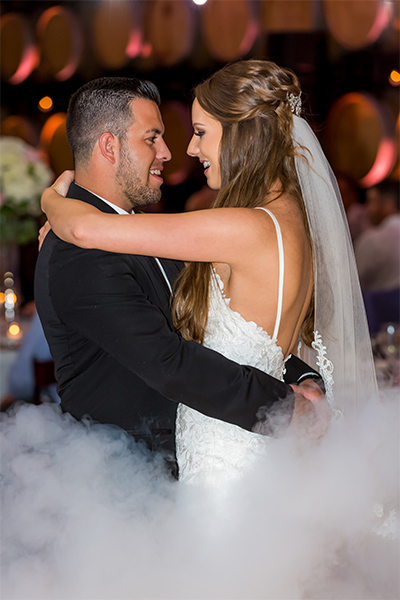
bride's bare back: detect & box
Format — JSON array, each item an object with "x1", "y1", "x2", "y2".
[{"x1": 213, "y1": 195, "x2": 312, "y2": 358}]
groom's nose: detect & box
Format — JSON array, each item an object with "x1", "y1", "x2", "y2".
[{"x1": 157, "y1": 138, "x2": 172, "y2": 163}]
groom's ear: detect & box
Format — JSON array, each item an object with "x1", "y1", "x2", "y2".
[{"x1": 98, "y1": 132, "x2": 118, "y2": 165}]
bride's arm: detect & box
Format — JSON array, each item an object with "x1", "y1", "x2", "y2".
[{"x1": 41, "y1": 175, "x2": 268, "y2": 265}]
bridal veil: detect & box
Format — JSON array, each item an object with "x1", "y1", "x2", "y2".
[{"x1": 292, "y1": 115, "x2": 378, "y2": 407}]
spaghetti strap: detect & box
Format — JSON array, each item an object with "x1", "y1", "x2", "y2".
[{"x1": 254, "y1": 207, "x2": 284, "y2": 341}]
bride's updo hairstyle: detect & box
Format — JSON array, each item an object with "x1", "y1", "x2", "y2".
[{"x1": 172, "y1": 59, "x2": 314, "y2": 346}]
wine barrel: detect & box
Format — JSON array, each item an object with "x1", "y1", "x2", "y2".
[
  {"x1": 144, "y1": 0, "x2": 194, "y2": 66},
  {"x1": 325, "y1": 93, "x2": 397, "y2": 188},
  {"x1": 0, "y1": 116, "x2": 39, "y2": 147},
  {"x1": 161, "y1": 101, "x2": 193, "y2": 186},
  {"x1": 324, "y1": 0, "x2": 391, "y2": 49},
  {"x1": 201, "y1": 0, "x2": 258, "y2": 62},
  {"x1": 92, "y1": 1, "x2": 143, "y2": 69},
  {"x1": 260, "y1": 0, "x2": 314, "y2": 33},
  {"x1": 36, "y1": 6, "x2": 83, "y2": 81},
  {"x1": 389, "y1": 114, "x2": 400, "y2": 181},
  {"x1": 40, "y1": 113, "x2": 73, "y2": 178},
  {"x1": 0, "y1": 13, "x2": 37, "y2": 84}
]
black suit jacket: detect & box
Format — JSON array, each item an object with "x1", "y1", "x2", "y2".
[{"x1": 34, "y1": 183, "x2": 320, "y2": 463}]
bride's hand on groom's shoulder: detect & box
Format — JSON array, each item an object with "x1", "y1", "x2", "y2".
[
  {"x1": 289, "y1": 382, "x2": 331, "y2": 440},
  {"x1": 41, "y1": 170, "x2": 75, "y2": 215},
  {"x1": 51, "y1": 170, "x2": 75, "y2": 197}
]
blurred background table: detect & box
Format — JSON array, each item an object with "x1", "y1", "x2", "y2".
[
  {"x1": 372, "y1": 322, "x2": 400, "y2": 390},
  {"x1": 0, "y1": 349, "x2": 18, "y2": 398},
  {"x1": 0, "y1": 315, "x2": 33, "y2": 399}
]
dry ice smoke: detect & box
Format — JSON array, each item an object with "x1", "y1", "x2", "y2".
[{"x1": 1, "y1": 391, "x2": 399, "y2": 600}]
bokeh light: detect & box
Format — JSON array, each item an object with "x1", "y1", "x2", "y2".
[
  {"x1": 8, "y1": 323, "x2": 20, "y2": 337},
  {"x1": 38, "y1": 95, "x2": 53, "y2": 112},
  {"x1": 5, "y1": 290, "x2": 17, "y2": 308},
  {"x1": 389, "y1": 69, "x2": 400, "y2": 86}
]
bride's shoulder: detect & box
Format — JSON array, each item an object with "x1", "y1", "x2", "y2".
[
  {"x1": 257, "y1": 197, "x2": 307, "y2": 234},
  {"x1": 212, "y1": 206, "x2": 277, "y2": 239},
  {"x1": 231, "y1": 207, "x2": 280, "y2": 246}
]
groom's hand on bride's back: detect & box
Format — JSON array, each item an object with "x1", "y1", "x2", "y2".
[{"x1": 289, "y1": 381, "x2": 331, "y2": 440}]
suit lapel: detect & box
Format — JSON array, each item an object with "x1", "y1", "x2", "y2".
[
  {"x1": 67, "y1": 182, "x2": 118, "y2": 214},
  {"x1": 67, "y1": 182, "x2": 184, "y2": 318},
  {"x1": 156, "y1": 258, "x2": 183, "y2": 292},
  {"x1": 147, "y1": 257, "x2": 183, "y2": 301}
]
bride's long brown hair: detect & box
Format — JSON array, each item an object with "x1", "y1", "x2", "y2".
[{"x1": 172, "y1": 60, "x2": 314, "y2": 346}]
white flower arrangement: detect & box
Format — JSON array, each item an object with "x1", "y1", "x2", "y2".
[{"x1": 0, "y1": 136, "x2": 53, "y2": 245}]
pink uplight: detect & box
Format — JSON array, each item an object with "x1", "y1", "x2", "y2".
[
  {"x1": 238, "y1": 20, "x2": 259, "y2": 57},
  {"x1": 9, "y1": 45, "x2": 38, "y2": 84},
  {"x1": 367, "y1": 0, "x2": 392, "y2": 44},
  {"x1": 359, "y1": 138, "x2": 397, "y2": 187},
  {"x1": 55, "y1": 62, "x2": 78, "y2": 82},
  {"x1": 1, "y1": 13, "x2": 38, "y2": 84},
  {"x1": 141, "y1": 43, "x2": 153, "y2": 59},
  {"x1": 37, "y1": 6, "x2": 83, "y2": 81},
  {"x1": 126, "y1": 31, "x2": 142, "y2": 59}
]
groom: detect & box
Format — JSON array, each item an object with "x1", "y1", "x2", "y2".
[{"x1": 35, "y1": 77, "x2": 326, "y2": 476}]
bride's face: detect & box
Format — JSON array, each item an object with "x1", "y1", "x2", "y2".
[{"x1": 187, "y1": 99, "x2": 223, "y2": 190}]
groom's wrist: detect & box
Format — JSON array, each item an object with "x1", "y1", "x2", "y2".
[
  {"x1": 296, "y1": 373, "x2": 326, "y2": 394},
  {"x1": 252, "y1": 388, "x2": 295, "y2": 437}
]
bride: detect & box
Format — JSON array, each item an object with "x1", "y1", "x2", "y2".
[{"x1": 40, "y1": 60, "x2": 377, "y2": 487}]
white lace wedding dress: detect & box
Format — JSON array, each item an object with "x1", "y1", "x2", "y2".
[{"x1": 175, "y1": 208, "x2": 289, "y2": 488}]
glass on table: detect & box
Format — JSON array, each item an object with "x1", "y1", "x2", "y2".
[{"x1": 373, "y1": 323, "x2": 400, "y2": 388}]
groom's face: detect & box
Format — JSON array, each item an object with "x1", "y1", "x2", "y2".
[{"x1": 116, "y1": 98, "x2": 171, "y2": 209}]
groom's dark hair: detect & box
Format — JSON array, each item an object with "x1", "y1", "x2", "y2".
[{"x1": 66, "y1": 77, "x2": 161, "y2": 168}]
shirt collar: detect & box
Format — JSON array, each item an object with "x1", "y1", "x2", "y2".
[{"x1": 74, "y1": 183, "x2": 133, "y2": 214}]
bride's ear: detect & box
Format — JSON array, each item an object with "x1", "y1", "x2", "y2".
[{"x1": 98, "y1": 132, "x2": 118, "y2": 165}]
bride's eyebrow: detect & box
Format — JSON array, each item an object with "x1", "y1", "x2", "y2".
[{"x1": 192, "y1": 122, "x2": 206, "y2": 128}]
